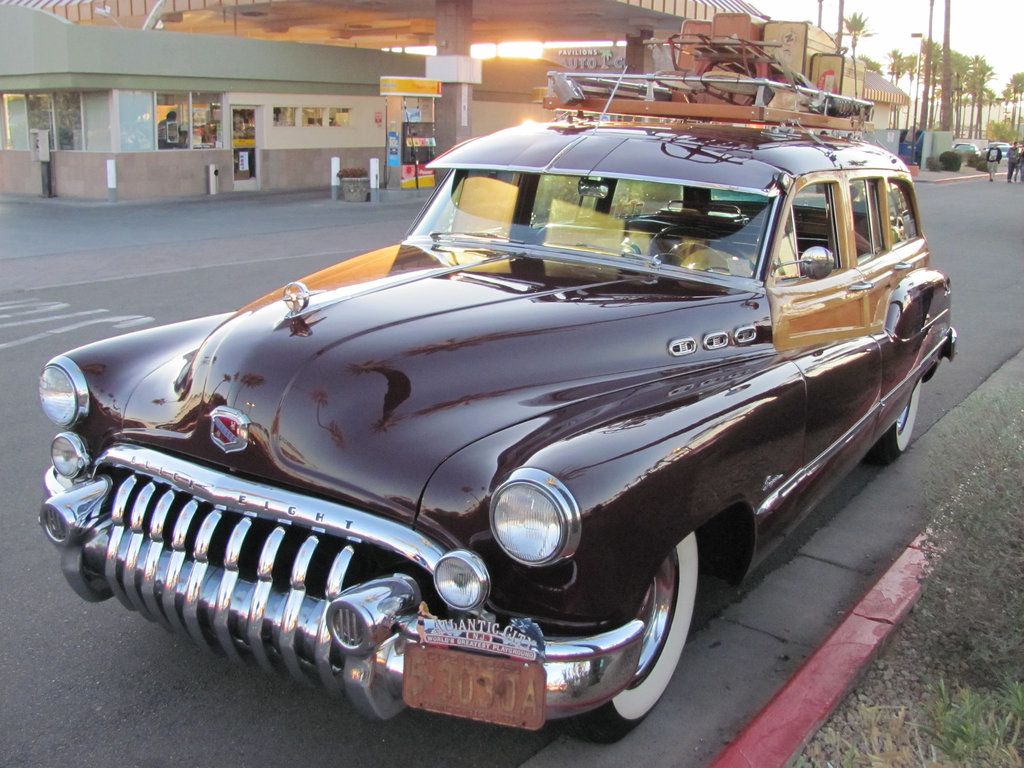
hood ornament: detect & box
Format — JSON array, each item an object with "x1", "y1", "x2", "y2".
[
  {"x1": 210, "y1": 406, "x2": 250, "y2": 453},
  {"x1": 282, "y1": 281, "x2": 311, "y2": 316}
]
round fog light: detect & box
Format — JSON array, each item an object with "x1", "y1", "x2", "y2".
[
  {"x1": 434, "y1": 550, "x2": 490, "y2": 611},
  {"x1": 51, "y1": 432, "x2": 89, "y2": 479}
]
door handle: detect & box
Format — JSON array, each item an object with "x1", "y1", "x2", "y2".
[
  {"x1": 849, "y1": 281, "x2": 874, "y2": 292},
  {"x1": 893, "y1": 261, "x2": 913, "y2": 271}
]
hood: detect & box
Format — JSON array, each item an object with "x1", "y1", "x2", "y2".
[{"x1": 122, "y1": 243, "x2": 763, "y2": 523}]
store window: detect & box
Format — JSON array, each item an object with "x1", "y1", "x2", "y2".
[
  {"x1": 27, "y1": 94, "x2": 53, "y2": 146},
  {"x1": 302, "y1": 107, "x2": 324, "y2": 126},
  {"x1": 3, "y1": 94, "x2": 29, "y2": 150},
  {"x1": 273, "y1": 106, "x2": 296, "y2": 127},
  {"x1": 119, "y1": 90, "x2": 155, "y2": 151},
  {"x1": 54, "y1": 93, "x2": 84, "y2": 150},
  {"x1": 190, "y1": 92, "x2": 221, "y2": 148},
  {"x1": 157, "y1": 93, "x2": 188, "y2": 149},
  {"x1": 82, "y1": 92, "x2": 110, "y2": 151},
  {"x1": 328, "y1": 107, "x2": 350, "y2": 127}
]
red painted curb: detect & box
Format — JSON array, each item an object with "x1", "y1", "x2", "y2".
[{"x1": 708, "y1": 543, "x2": 928, "y2": 768}]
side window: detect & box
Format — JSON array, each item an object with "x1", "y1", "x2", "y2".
[
  {"x1": 850, "y1": 178, "x2": 885, "y2": 263},
  {"x1": 774, "y1": 181, "x2": 840, "y2": 278},
  {"x1": 887, "y1": 179, "x2": 920, "y2": 245}
]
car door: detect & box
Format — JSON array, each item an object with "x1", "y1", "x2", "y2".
[
  {"x1": 849, "y1": 175, "x2": 930, "y2": 404},
  {"x1": 766, "y1": 176, "x2": 881, "y2": 465}
]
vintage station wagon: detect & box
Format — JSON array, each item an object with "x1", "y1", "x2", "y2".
[{"x1": 38, "y1": 95, "x2": 955, "y2": 742}]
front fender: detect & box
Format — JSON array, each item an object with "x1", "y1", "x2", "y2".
[{"x1": 417, "y1": 353, "x2": 805, "y2": 631}]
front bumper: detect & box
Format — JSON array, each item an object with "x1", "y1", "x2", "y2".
[{"x1": 41, "y1": 447, "x2": 644, "y2": 725}]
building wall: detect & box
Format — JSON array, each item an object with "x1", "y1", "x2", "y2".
[{"x1": 0, "y1": 5, "x2": 554, "y2": 200}]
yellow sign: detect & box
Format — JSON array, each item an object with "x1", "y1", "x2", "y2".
[{"x1": 380, "y1": 77, "x2": 443, "y2": 98}]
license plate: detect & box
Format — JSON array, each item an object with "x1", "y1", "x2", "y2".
[{"x1": 402, "y1": 642, "x2": 547, "y2": 730}]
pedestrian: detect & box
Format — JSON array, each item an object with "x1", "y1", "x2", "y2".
[
  {"x1": 986, "y1": 145, "x2": 1002, "y2": 181},
  {"x1": 1006, "y1": 143, "x2": 1020, "y2": 183}
]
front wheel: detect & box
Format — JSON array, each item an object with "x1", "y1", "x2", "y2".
[
  {"x1": 867, "y1": 379, "x2": 921, "y2": 465},
  {"x1": 566, "y1": 533, "x2": 699, "y2": 743}
]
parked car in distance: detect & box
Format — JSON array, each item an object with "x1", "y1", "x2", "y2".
[
  {"x1": 953, "y1": 142, "x2": 979, "y2": 157},
  {"x1": 37, "y1": 91, "x2": 956, "y2": 743}
]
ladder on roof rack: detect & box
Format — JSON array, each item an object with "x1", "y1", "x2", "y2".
[{"x1": 544, "y1": 38, "x2": 874, "y2": 132}]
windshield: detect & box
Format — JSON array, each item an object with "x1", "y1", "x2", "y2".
[{"x1": 412, "y1": 169, "x2": 774, "y2": 279}]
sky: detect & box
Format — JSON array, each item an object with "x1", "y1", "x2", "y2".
[{"x1": 752, "y1": 0, "x2": 1021, "y2": 90}]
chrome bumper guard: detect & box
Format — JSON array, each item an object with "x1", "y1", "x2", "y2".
[{"x1": 42, "y1": 449, "x2": 644, "y2": 724}]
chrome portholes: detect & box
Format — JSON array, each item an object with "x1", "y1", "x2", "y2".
[{"x1": 668, "y1": 325, "x2": 759, "y2": 357}]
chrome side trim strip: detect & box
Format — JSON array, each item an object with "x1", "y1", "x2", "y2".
[{"x1": 99, "y1": 445, "x2": 446, "y2": 572}]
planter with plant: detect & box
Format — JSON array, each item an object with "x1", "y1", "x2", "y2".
[{"x1": 338, "y1": 167, "x2": 369, "y2": 202}]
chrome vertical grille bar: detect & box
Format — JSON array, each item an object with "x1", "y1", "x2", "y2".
[
  {"x1": 162, "y1": 499, "x2": 198, "y2": 635},
  {"x1": 315, "y1": 545, "x2": 354, "y2": 692},
  {"x1": 105, "y1": 475, "x2": 137, "y2": 609},
  {"x1": 213, "y1": 516, "x2": 253, "y2": 661},
  {"x1": 279, "y1": 534, "x2": 319, "y2": 683},
  {"x1": 140, "y1": 489, "x2": 175, "y2": 629},
  {"x1": 247, "y1": 525, "x2": 286, "y2": 673},
  {"x1": 182, "y1": 509, "x2": 222, "y2": 648},
  {"x1": 121, "y1": 482, "x2": 156, "y2": 615}
]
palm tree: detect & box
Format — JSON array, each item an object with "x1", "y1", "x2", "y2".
[
  {"x1": 950, "y1": 51, "x2": 971, "y2": 136},
  {"x1": 836, "y1": 0, "x2": 845, "y2": 53},
  {"x1": 939, "y1": 0, "x2": 952, "y2": 131},
  {"x1": 904, "y1": 55, "x2": 919, "y2": 130},
  {"x1": 966, "y1": 56, "x2": 995, "y2": 138},
  {"x1": 1010, "y1": 73, "x2": 1024, "y2": 133},
  {"x1": 844, "y1": 12, "x2": 873, "y2": 99}
]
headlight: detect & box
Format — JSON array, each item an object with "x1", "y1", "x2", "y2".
[
  {"x1": 39, "y1": 356, "x2": 89, "y2": 427},
  {"x1": 51, "y1": 432, "x2": 90, "y2": 479},
  {"x1": 434, "y1": 550, "x2": 490, "y2": 611},
  {"x1": 490, "y1": 468, "x2": 581, "y2": 565}
]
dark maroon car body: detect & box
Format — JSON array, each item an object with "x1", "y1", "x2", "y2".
[{"x1": 38, "y1": 118, "x2": 956, "y2": 739}]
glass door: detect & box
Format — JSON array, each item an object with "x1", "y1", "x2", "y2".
[{"x1": 232, "y1": 106, "x2": 258, "y2": 190}]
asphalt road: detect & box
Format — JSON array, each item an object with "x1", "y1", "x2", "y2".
[{"x1": 1, "y1": 180, "x2": 1021, "y2": 767}]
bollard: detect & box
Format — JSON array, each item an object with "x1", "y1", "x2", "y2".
[
  {"x1": 106, "y1": 158, "x2": 117, "y2": 203},
  {"x1": 331, "y1": 156, "x2": 341, "y2": 201},
  {"x1": 207, "y1": 163, "x2": 219, "y2": 195}
]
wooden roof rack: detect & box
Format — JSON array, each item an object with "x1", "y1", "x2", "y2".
[{"x1": 543, "y1": 38, "x2": 874, "y2": 132}]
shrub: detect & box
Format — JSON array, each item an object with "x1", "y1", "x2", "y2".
[
  {"x1": 938, "y1": 151, "x2": 962, "y2": 171},
  {"x1": 925, "y1": 156, "x2": 942, "y2": 171},
  {"x1": 337, "y1": 167, "x2": 368, "y2": 178}
]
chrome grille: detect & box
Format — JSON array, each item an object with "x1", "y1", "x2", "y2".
[{"x1": 92, "y1": 467, "x2": 430, "y2": 691}]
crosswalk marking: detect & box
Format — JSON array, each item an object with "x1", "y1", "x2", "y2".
[{"x1": 0, "y1": 297, "x2": 154, "y2": 352}]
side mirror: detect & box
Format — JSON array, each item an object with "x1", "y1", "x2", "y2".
[
  {"x1": 798, "y1": 246, "x2": 835, "y2": 280},
  {"x1": 774, "y1": 246, "x2": 835, "y2": 280}
]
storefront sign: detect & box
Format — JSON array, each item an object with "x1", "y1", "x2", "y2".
[{"x1": 380, "y1": 77, "x2": 443, "y2": 98}]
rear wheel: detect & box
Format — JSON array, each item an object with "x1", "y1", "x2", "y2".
[
  {"x1": 868, "y1": 379, "x2": 921, "y2": 465},
  {"x1": 566, "y1": 533, "x2": 699, "y2": 743}
]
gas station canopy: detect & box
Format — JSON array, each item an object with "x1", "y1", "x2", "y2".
[{"x1": 5, "y1": 0, "x2": 768, "y2": 48}]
